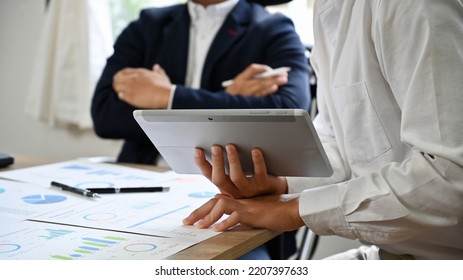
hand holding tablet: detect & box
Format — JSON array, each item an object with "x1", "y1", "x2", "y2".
[{"x1": 134, "y1": 109, "x2": 332, "y2": 177}]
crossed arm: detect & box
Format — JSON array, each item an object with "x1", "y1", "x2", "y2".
[{"x1": 112, "y1": 64, "x2": 289, "y2": 109}]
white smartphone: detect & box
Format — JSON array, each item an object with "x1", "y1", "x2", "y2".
[{"x1": 221, "y1": 66, "x2": 291, "y2": 87}]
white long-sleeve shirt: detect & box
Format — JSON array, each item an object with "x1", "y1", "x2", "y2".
[
  {"x1": 185, "y1": 0, "x2": 239, "y2": 89},
  {"x1": 288, "y1": 0, "x2": 463, "y2": 259},
  {"x1": 167, "y1": 0, "x2": 238, "y2": 108}
]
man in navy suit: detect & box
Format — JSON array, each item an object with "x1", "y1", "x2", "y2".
[
  {"x1": 91, "y1": 0, "x2": 309, "y2": 259},
  {"x1": 92, "y1": 0, "x2": 310, "y2": 164}
]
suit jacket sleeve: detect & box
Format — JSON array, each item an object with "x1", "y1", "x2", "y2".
[
  {"x1": 172, "y1": 13, "x2": 310, "y2": 110},
  {"x1": 91, "y1": 9, "x2": 160, "y2": 143}
]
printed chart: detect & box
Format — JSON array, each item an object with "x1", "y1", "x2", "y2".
[
  {"x1": 0, "y1": 221, "x2": 191, "y2": 260},
  {"x1": 0, "y1": 160, "x2": 222, "y2": 259},
  {"x1": 0, "y1": 179, "x2": 84, "y2": 225}
]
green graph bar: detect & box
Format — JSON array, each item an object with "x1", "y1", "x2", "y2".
[
  {"x1": 83, "y1": 241, "x2": 109, "y2": 248},
  {"x1": 52, "y1": 229, "x2": 73, "y2": 234},
  {"x1": 51, "y1": 255, "x2": 73, "y2": 260},
  {"x1": 104, "y1": 236, "x2": 127, "y2": 241},
  {"x1": 74, "y1": 249, "x2": 92, "y2": 254}
]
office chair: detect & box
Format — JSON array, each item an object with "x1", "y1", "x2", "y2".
[
  {"x1": 305, "y1": 45, "x2": 318, "y2": 116},
  {"x1": 297, "y1": 227, "x2": 319, "y2": 259}
]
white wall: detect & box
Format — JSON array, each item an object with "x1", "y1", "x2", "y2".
[{"x1": 0, "y1": 0, "x2": 121, "y2": 161}]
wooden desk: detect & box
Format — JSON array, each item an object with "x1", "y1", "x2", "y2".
[{"x1": 4, "y1": 155, "x2": 281, "y2": 260}]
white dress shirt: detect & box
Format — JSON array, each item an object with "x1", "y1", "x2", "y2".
[
  {"x1": 167, "y1": 0, "x2": 239, "y2": 107},
  {"x1": 288, "y1": 0, "x2": 463, "y2": 259}
]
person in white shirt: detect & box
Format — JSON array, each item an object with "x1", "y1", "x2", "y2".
[{"x1": 183, "y1": 0, "x2": 463, "y2": 259}]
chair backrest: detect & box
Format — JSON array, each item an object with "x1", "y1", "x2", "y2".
[
  {"x1": 305, "y1": 45, "x2": 318, "y2": 119},
  {"x1": 296, "y1": 45, "x2": 319, "y2": 260},
  {"x1": 297, "y1": 227, "x2": 319, "y2": 259}
]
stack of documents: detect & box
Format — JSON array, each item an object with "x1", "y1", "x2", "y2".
[{"x1": 0, "y1": 160, "x2": 220, "y2": 260}]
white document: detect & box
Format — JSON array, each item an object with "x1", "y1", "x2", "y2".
[
  {"x1": 0, "y1": 220, "x2": 192, "y2": 260},
  {"x1": 28, "y1": 172, "x2": 220, "y2": 243},
  {"x1": 0, "y1": 161, "x2": 224, "y2": 260},
  {"x1": 0, "y1": 159, "x2": 177, "y2": 188},
  {"x1": 0, "y1": 179, "x2": 88, "y2": 225},
  {"x1": 0, "y1": 161, "x2": 221, "y2": 245}
]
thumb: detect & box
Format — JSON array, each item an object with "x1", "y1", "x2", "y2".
[
  {"x1": 240, "y1": 64, "x2": 270, "y2": 79},
  {"x1": 152, "y1": 64, "x2": 165, "y2": 74}
]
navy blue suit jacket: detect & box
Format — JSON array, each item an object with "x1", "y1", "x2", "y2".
[{"x1": 92, "y1": 0, "x2": 310, "y2": 164}]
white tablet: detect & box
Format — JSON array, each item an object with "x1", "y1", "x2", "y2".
[{"x1": 133, "y1": 109, "x2": 333, "y2": 177}]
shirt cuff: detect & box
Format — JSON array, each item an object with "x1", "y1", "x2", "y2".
[
  {"x1": 299, "y1": 182, "x2": 354, "y2": 239},
  {"x1": 167, "y1": 85, "x2": 176, "y2": 109}
]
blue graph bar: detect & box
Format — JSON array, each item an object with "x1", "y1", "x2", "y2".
[
  {"x1": 40, "y1": 229, "x2": 73, "y2": 240},
  {"x1": 79, "y1": 246, "x2": 99, "y2": 251},
  {"x1": 82, "y1": 237, "x2": 117, "y2": 245},
  {"x1": 128, "y1": 205, "x2": 190, "y2": 228},
  {"x1": 62, "y1": 165, "x2": 92, "y2": 170}
]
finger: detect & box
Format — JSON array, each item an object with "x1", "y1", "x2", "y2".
[
  {"x1": 213, "y1": 211, "x2": 241, "y2": 231},
  {"x1": 273, "y1": 73, "x2": 288, "y2": 85},
  {"x1": 251, "y1": 76, "x2": 286, "y2": 96},
  {"x1": 194, "y1": 148, "x2": 212, "y2": 179},
  {"x1": 113, "y1": 74, "x2": 124, "y2": 91},
  {"x1": 182, "y1": 198, "x2": 218, "y2": 225},
  {"x1": 113, "y1": 82, "x2": 122, "y2": 94},
  {"x1": 225, "y1": 144, "x2": 247, "y2": 186},
  {"x1": 240, "y1": 64, "x2": 271, "y2": 80},
  {"x1": 112, "y1": 80, "x2": 126, "y2": 98},
  {"x1": 210, "y1": 145, "x2": 227, "y2": 184},
  {"x1": 262, "y1": 84, "x2": 279, "y2": 96},
  {"x1": 247, "y1": 79, "x2": 278, "y2": 96},
  {"x1": 196, "y1": 197, "x2": 236, "y2": 229},
  {"x1": 214, "y1": 193, "x2": 233, "y2": 199},
  {"x1": 117, "y1": 68, "x2": 139, "y2": 75},
  {"x1": 113, "y1": 71, "x2": 136, "y2": 89},
  {"x1": 251, "y1": 148, "x2": 268, "y2": 177},
  {"x1": 153, "y1": 64, "x2": 166, "y2": 75},
  {"x1": 114, "y1": 70, "x2": 136, "y2": 87},
  {"x1": 210, "y1": 146, "x2": 242, "y2": 197}
]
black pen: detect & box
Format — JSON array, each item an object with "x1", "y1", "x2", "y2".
[
  {"x1": 86, "y1": 186, "x2": 170, "y2": 194},
  {"x1": 51, "y1": 181, "x2": 101, "y2": 198}
]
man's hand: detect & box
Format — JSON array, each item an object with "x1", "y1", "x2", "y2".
[
  {"x1": 194, "y1": 144, "x2": 288, "y2": 199},
  {"x1": 113, "y1": 64, "x2": 172, "y2": 108},
  {"x1": 225, "y1": 64, "x2": 288, "y2": 97},
  {"x1": 183, "y1": 194, "x2": 304, "y2": 232}
]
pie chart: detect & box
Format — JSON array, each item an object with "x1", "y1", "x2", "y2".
[
  {"x1": 124, "y1": 243, "x2": 157, "y2": 252},
  {"x1": 22, "y1": 194, "x2": 67, "y2": 204},
  {"x1": 0, "y1": 188, "x2": 5, "y2": 194},
  {"x1": 0, "y1": 244, "x2": 21, "y2": 253}
]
